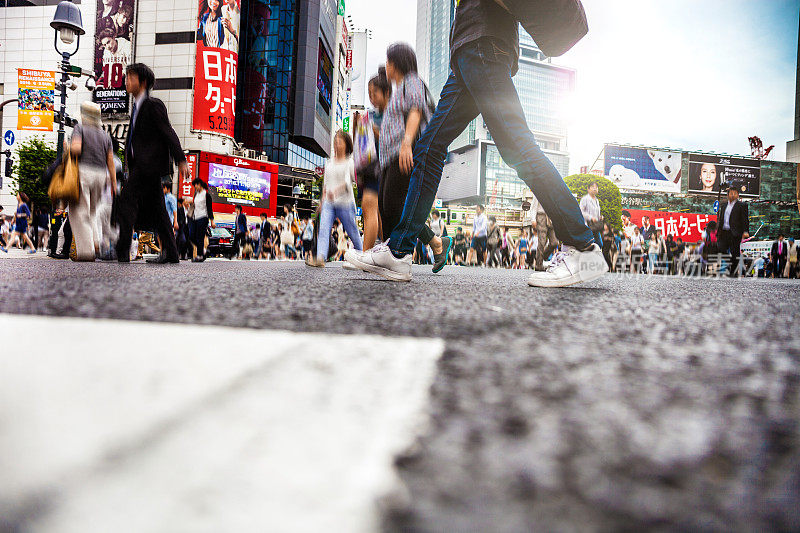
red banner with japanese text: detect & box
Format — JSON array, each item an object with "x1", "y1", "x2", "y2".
[
  {"x1": 622, "y1": 209, "x2": 717, "y2": 243},
  {"x1": 192, "y1": 0, "x2": 240, "y2": 137},
  {"x1": 179, "y1": 153, "x2": 199, "y2": 200}
]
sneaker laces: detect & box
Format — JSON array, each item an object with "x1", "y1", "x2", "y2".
[
  {"x1": 369, "y1": 240, "x2": 391, "y2": 254},
  {"x1": 546, "y1": 250, "x2": 571, "y2": 272}
]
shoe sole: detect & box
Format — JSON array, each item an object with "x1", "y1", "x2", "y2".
[
  {"x1": 432, "y1": 237, "x2": 453, "y2": 274},
  {"x1": 527, "y1": 260, "x2": 609, "y2": 288},
  {"x1": 346, "y1": 254, "x2": 411, "y2": 282},
  {"x1": 342, "y1": 262, "x2": 359, "y2": 271}
]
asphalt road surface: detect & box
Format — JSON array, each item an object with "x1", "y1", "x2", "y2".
[{"x1": 2, "y1": 257, "x2": 800, "y2": 532}]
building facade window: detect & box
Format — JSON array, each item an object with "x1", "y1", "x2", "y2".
[{"x1": 235, "y1": 0, "x2": 297, "y2": 165}]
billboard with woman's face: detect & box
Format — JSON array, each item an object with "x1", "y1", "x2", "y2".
[
  {"x1": 192, "y1": 0, "x2": 240, "y2": 137},
  {"x1": 94, "y1": 0, "x2": 135, "y2": 114},
  {"x1": 688, "y1": 154, "x2": 760, "y2": 198}
]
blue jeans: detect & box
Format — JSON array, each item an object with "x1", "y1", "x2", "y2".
[
  {"x1": 388, "y1": 37, "x2": 594, "y2": 256},
  {"x1": 316, "y1": 202, "x2": 363, "y2": 260},
  {"x1": 591, "y1": 230, "x2": 603, "y2": 248}
]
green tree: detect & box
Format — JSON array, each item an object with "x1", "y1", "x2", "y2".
[
  {"x1": 14, "y1": 136, "x2": 57, "y2": 209},
  {"x1": 564, "y1": 173, "x2": 622, "y2": 232}
]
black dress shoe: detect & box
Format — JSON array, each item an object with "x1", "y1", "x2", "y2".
[{"x1": 147, "y1": 255, "x2": 179, "y2": 264}]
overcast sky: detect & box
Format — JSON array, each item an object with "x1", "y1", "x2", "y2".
[{"x1": 345, "y1": 0, "x2": 799, "y2": 174}]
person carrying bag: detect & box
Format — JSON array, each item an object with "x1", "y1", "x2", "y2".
[{"x1": 48, "y1": 149, "x2": 81, "y2": 205}]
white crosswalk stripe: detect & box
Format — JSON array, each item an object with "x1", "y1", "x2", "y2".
[{"x1": 0, "y1": 314, "x2": 443, "y2": 533}]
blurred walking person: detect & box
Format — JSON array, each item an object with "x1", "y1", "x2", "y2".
[
  {"x1": 185, "y1": 178, "x2": 215, "y2": 262},
  {"x1": 2, "y1": 193, "x2": 36, "y2": 254},
  {"x1": 717, "y1": 185, "x2": 749, "y2": 277},
  {"x1": 307, "y1": 130, "x2": 363, "y2": 267},
  {"x1": 349, "y1": 1, "x2": 605, "y2": 286},
  {"x1": 349, "y1": 44, "x2": 451, "y2": 278},
  {"x1": 579, "y1": 181, "x2": 603, "y2": 247},
  {"x1": 115, "y1": 63, "x2": 186, "y2": 264}
]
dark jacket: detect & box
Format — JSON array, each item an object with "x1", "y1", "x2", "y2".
[
  {"x1": 718, "y1": 200, "x2": 749, "y2": 237},
  {"x1": 126, "y1": 95, "x2": 186, "y2": 181},
  {"x1": 118, "y1": 95, "x2": 186, "y2": 231},
  {"x1": 235, "y1": 213, "x2": 247, "y2": 235},
  {"x1": 772, "y1": 240, "x2": 788, "y2": 261}
]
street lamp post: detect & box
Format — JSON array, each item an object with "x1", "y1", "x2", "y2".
[{"x1": 50, "y1": 0, "x2": 85, "y2": 162}]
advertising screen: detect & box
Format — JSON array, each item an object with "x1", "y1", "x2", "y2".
[
  {"x1": 621, "y1": 208, "x2": 716, "y2": 243},
  {"x1": 198, "y1": 153, "x2": 278, "y2": 217},
  {"x1": 317, "y1": 39, "x2": 333, "y2": 116},
  {"x1": 17, "y1": 69, "x2": 54, "y2": 131},
  {"x1": 192, "y1": 0, "x2": 240, "y2": 137},
  {"x1": 604, "y1": 145, "x2": 682, "y2": 193},
  {"x1": 688, "y1": 153, "x2": 760, "y2": 198},
  {"x1": 93, "y1": 0, "x2": 135, "y2": 114}
]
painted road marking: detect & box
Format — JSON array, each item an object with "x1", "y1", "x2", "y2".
[{"x1": 0, "y1": 314, "x2": 443, "y2": 533}]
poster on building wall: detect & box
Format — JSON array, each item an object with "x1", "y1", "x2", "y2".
[
  {"x1": 17, "y1": 69, "x2": 55, "y2": 131},
  {"x1": 192, "y1": 0, "x2": 240, "y2": 137},
  {"x1": 604, "y1": 144, "x2": 682, "y2": 193},
  {"x1": 93, "y1": 0, "x2": 135, "y2": 114},
  {"x1": 687, "y1": 153, "x2": 760, "y2": 198},
  {"x1": 621, "y1": 208, "x2": 716, "y2": 243}
]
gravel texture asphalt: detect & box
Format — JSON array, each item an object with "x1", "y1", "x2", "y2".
[{"x1": 2, "y1": 257, "x2": 800, "y2": 532}]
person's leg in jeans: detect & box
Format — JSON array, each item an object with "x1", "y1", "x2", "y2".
[
  {"x1": 315, "y1": 203, "x2": 335, "y2": 261},
  {"x1": 334, "y1": 203, "x2": 363, "y2": 252},
  {"x1": 388, "y1": 39, "x2": 592, "y2": 257},
  {"x1": 387, "y1": 70, "x2": 480, "y2": 256}
]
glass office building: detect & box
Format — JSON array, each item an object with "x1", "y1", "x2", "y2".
[
  {"x1": 236, "y1": 0, "x2": 298, "y2": 165},
  {"x1": 416, "y1": 0, "x2": 575, "y2": 204}
]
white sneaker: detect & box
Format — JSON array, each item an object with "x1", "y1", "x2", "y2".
[
  {"x1": 527, "y1": 243, "x2": 608, "y2": 288},
  {"x1": 345, "y1": 241, "x2": 412, "y2": 282},
  {"x1": 342, "y1": 260, "x2": 359, "y2": 271}
]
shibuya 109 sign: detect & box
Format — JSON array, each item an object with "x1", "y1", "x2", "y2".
[{"x1": 193, "y1": 0, "x2": 240, "y2": 137}]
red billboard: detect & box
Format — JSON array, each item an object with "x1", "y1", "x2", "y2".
[
  {"x1": 192, "y1": 0, "x2": 240, "y2": 137},
  {"x1": 197, "y1": 152, "x2": 278, "y2": 217},
  {"x1": 622, "y1": 209, "x2": 716, "y2": 243}
]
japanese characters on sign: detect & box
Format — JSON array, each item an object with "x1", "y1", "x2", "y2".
[
  {"x1": 180, "y1": 153, "x2": 199, "y2": 200},
  {"x1": 621, "y1": 208, "x2": 717, "y2": 243},
  {"x1": 198, "y1": 152, "x2": 278, "y2": 217},
  {"x1": 192, "y1": 0, "x2": 240, "y2": 138},
  {"x1": 688, "y1": 153, "x2": 760, "y2": 198},
  {"x1": 17, "y1": 69, "x2": 55, "y2": 131},
  {"x1": 94, "y1": 0, "x2": 135, "y2": 114}
]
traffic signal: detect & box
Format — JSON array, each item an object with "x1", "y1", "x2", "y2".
[{"x1": 5, "y1": 156, "x2": 13, "y2": 178}]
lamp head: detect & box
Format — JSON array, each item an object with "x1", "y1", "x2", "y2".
[{"x1": 51, "y1": 1, "x2": 85, "y2": 44}]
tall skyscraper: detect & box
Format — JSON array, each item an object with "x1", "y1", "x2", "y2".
[
  {"x1": 416, "y1": 1, "x2": 575, "y2": 206},
  {"x1": 786, "y1": 14, "x2": 800, "y2": 163}
]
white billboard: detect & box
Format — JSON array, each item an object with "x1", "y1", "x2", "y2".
[{"x1": 349, "y1": 31, "x2": 368, "y2": 109}]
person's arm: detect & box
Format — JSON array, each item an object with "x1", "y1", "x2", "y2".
[
  {"x1": 579, "y1": 196, "x2": 592, "y2": 221},
  {"x1": 743, "y1": 203, "x2": 749, "y2": 236},
  {"x1": 70, "y1": 125, "x2": 82, "y2": 156},
  {"x1": 206, "y1": 193, "x2": 215, "y2": 227},
  {"x1": 399, "y1": 109, "x2": 422, "y2": 175},
  {"x1": 106, "y1": 149, "x2": 117, "y2": 194},
  {"x1": 150, "y1": 98, "x2": 189, "y2": 180}
]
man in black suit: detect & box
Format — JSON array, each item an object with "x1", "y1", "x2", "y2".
[
  {"x1": 115, "y1": 63, "x2": 188, "y2": 264},
  {"x1": 772, "y1": 234, "x2": 788, "y2": 278},
  {"x1": 717, "y1": 186, "x2": 749, "y2": 277}
]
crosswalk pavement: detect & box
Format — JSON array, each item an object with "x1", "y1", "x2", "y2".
[{"x1": 0, "y1": 314, "x2": 444, "y2": 533}]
